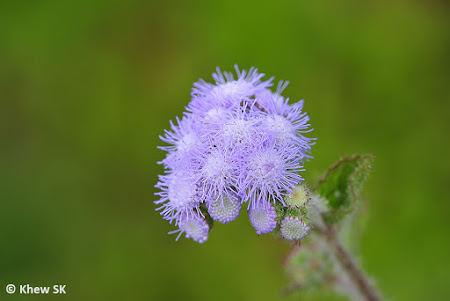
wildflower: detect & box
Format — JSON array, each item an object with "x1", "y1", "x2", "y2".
[
  {"x1": 190, "y1": 66, "x2": 274, "y2": 111},
  {"x1": 158, "y1": 116, "x2": 204, "y2": 169},
  {"x1": 155, "y1": 65, "x2": 314, "y2": 243},
  {"x1": 154, "y1": 170, "x2": 201, "y2": 224},
  {"x1": 241, "y1": 137, "x2": 303, "y2": 207},
  {"x1": 195, "y1": 147, "x2": 239, "y2": 202},
  {"x1": 170, "y1": 212, "x2": 210, "y2": 244}
]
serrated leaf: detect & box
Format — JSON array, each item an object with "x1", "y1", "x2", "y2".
[{"x1": 315, "y1": 154, "x2": 373, "y2": 223}]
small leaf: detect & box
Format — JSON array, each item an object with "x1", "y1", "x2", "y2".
[{"x1": 315, "y1": 154, "x2": 373, "y2": 223}]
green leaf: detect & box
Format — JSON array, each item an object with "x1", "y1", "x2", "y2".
[{"x1": 315, "y1": 154, "x2": 374, "y2": 223}]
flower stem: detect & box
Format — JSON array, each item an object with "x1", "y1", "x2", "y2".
[{"x1": 323, "y1": 227, "x2": 382, "y2": 301}]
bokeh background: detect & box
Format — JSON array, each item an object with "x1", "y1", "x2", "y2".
[{"x1": 1, "y1": 0, "x2": 449, "y2": 300}]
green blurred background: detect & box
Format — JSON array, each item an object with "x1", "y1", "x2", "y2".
[{"x1": 1, "y1": 0, "x2": 449, "y2": 300}]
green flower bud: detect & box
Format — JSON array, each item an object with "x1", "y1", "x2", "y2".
[{"x1": 285, "y1": 184, "x2": 310, "y2": 208}]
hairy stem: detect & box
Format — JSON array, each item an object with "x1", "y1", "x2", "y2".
[{"x1": 324, "y1": 227, "x2": 382, "y2": 301}]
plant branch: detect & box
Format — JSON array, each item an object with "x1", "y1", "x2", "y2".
[{"x1": 323, "y1": 226, "x2": 382, "y2": 301}]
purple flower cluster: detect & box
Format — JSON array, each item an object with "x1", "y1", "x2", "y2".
[{"x1": 155, "y1": 66, "x2": 314, "y2": 243}]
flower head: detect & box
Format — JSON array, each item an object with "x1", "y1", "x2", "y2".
[
  {"x1": 190, "y1": 66, "x2": 274, "y2": 110},
  {"x1": 170, "y1": 212, "x2": 210, "y2": 244},
  {"x1": 158, "y1": 116, "x2": 204, "y2": 169},
  {"x1": 155, "y1": 65, "x2": 314, "y2": 243},
  {"x1": 241, "y1": 137, "x2": 303, "y2": 207},
  {"x1": 154, "y1": 170, "x2": 201, "y2": 224}
]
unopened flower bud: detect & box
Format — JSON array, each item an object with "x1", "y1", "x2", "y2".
[
  {"x1": 280, "y1": 216, "x2": 310, "y2": 241},
  {"x1": 248, "y1": 202, "x2": 277, "y2": 235},
  {"x1": 178, "y1": 213, "x2": 210, "y2": 244},
  {"x1": 207, "y1": 196, "x2": 241, "y2": 224},
  {"x1": 285, "y1": 184, "x2": 310, "y2": 208}
]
